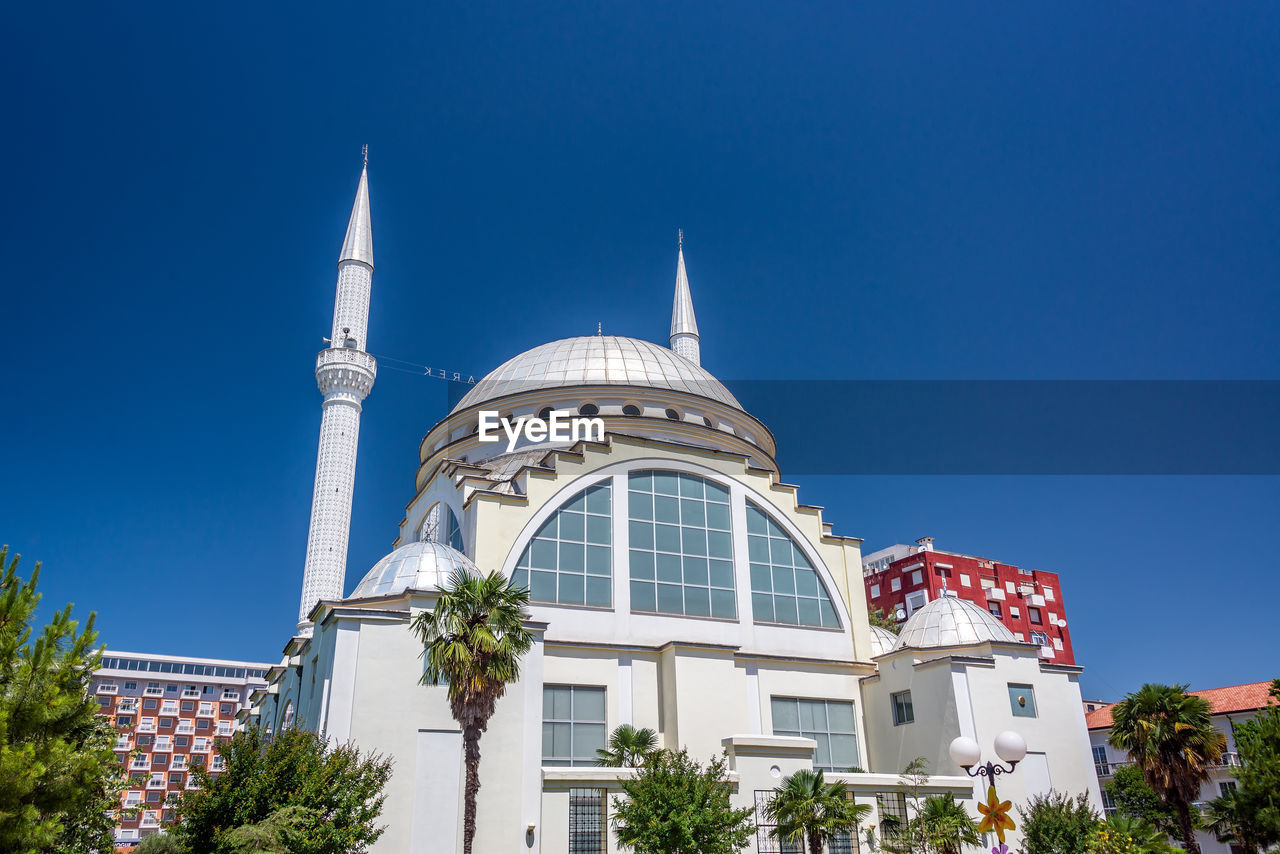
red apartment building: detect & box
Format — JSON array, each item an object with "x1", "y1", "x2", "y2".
[
  {"x1": 862, "y1": 537, "x2": 1076, "y2": 664},
  {"x1": 92, "y1": 651, "x2": 270, "y2": 848}
]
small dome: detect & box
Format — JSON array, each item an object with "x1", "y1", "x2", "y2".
[
  {"x1": 891, "y1": 594, "x2": 1018, "y2": 651},
  {"x1": 868, "y1": 625, "x2": 899, "y2": 657},
  {"x1": 348, "y1": 541, "x2": 478, "y2": 599},
  {"x1": 452, "y1": 336, "x2": 741, "y2": 414}
]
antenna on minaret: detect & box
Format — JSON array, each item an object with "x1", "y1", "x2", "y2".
[
  {"x1": 597, "y1": 322, "x2": 603, "y2": 336},
  {"x1": 362, "y1": 144, "x2": 368, "y2": 166},
  {"x1": 678, "y1": 228, "x2": 683, "y2": 249}
]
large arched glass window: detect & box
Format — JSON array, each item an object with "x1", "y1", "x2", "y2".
[
  {"x1": 420, "y1": 503, "x2": 464, "y2": 552},
  {"x1": 512, "y1": 482, "x2": 612, "y2": 607},
  {"x1": 628, "y1": 471, "x2": 736, "y2": 619},
  {"x1": 747, "y1": 501, "x2": 840, "y2": 628}
]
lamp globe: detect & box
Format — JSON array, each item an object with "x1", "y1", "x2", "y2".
[
  {"x1": 949, "y1": 736, "x2": 982, "y2": 768},
  {"x1": 994, "y1": 731, "x2": 1027, "y2": 764}
]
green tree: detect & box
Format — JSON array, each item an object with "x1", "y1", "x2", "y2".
[
  {"x1": 1213, "y1": 679, "x2": 1280, "y2": 852},
  {"x1": 596, "y1": 724, "x2": 659, "y2": 767},
  {"x1": 612, "y1": 748, "x2": 756, "y2": 854},
  {"x1": 880, "y1": 757, "x2": 930, "y2": 854},
  {"x1": 0, "y1": 546, "x2": 120, "y2": 854},
  {"x1": 1103, "y1": 765, "x2": 1178, "y2": 837},
  {"x1": 917, "y1": 793, "x2": 982, "y2": 854},
  {"x1": 1016, "y1": 791, "x2": 1099, "y2": 854},
  {"x1": 762, "y1": 769, "x2": 870, "y2": 854},
  {"x1": 869, "y1": 607, "x2": 901, "y2": 634},
  {"x1": 1203, "y1": 789, "x2": 1268, "y2": 854},
  {"x1": 174, "y1": 727, "x2": 392, "y2": 854},
  {"x1": 1107, "y1": 683, "x2": 1225, "y2": 854},
  {"x1": 410, "y1": 569, "x2": 534, "y2": 854},
  {"x1": 134, "y1": 832, "x2": 187, "y2": 854}
]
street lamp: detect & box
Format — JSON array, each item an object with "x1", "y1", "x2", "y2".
[
  {"x1": 949, "y1": 732, "x2": 1027, "y2": 850},
  {"x1": 949, "y1": 731, "x2": 1028, "y2": 779}
]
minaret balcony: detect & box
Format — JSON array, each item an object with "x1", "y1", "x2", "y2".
[{"x1": 315, "y1": 347, "x2": 377, "y2": 399}]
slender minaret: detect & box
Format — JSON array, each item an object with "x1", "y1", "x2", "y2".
[
  {"x1": 669, "y1": 229, "x2": 701, "y2": 365},
  {"x1": 297, "y1": 151, "x2": 377, "y2": 633}
]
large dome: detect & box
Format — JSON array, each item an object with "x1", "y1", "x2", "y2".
[
  {"x1": 891, "y1": 594, "x2": 1019, "y2": 651},
  {"x1": 348, "y1": 541, "x2": 478, "y2": 600},
  {"x1": 452, "y1": 336, "x2": 741, "y2": 413}
]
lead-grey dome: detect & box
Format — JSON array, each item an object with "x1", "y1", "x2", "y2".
[
  {"x1": 349, "y1": 541, "x2": 478, "y2": 599},
  {"x1": 868, "y1": 625, "x2": 900, "y2": 657},
  {"x1": 452, "y1": 336, "x2": 741, "y2": 413},
  {"x1": 891, "y1": 594, "x2": 1018, "y2": 651}
]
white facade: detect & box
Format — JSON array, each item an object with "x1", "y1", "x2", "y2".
[{"x1": 253, "y1": 167, "x2": 1104, "y2": 853}]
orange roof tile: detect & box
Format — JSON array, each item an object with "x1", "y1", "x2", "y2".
[{"x1": 1086, "y1": 680, "x2": 1276, "y2": 730}]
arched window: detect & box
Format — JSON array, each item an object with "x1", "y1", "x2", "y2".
[
  {"x1": 747, "y1": 501, "x2": 840, "y2": 628},
  {"x1": 512, "y1": 482, "x2": 612, "y2": 607},
  {"x1": 622, "y1": 404, "x2": 641, "y2": 416},
  {"x1": 628, "y1": 471, "x2": 735, "y2": 618},
  {"x1": 419, "y1": 503, "x2": 464, "y2": 552},
  {"x1": 280, "y1": 701, "x2": 295, "y2": 731}
]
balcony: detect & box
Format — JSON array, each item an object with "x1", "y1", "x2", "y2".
[
  {"x1": 97, "y1": 684, "x2": 118, "y2": 695},
  {"x1": 221, "y1": 690, "x2": 240, "y2": 701},
  {"x1": 118, "y1": 701, "x2": 139, "y2": 713},
  {"x1": 160, "y1": 702, "x2": 178, "y2": 715},
  {"x1": 176, "y1": 722, "x2": 194, "y2": 735},
  {"x1": 130, "y1": 758, "x2": 150, "y2": 771},
  {"x1": 181, "y1": 689, "x2": 200, "y2": 699},
  {"x1": 140, "y1": 811, "x2": 160, "y2": 828},
  {"x1": 147, "y1": 778, "x2": 166, "y2": 790},
  {"x1": 137, "y1": 722, "x2": 157, "y2": 735},
  {"x1": 1029, "y1": 594, "x2": 1046, "y2": 607},
  {"x1": 1212, "y1": 752, "x2": 1241, "y2": 769},
  {"x1": 143, "y1": 687, "x2": 164, "y2": 697},
  {"x1": 122, "y1": 796, "x2": 143, "y2": 809},
  {"x1": 985, "y1": 587, "x2": 1006, "y2": 601},
  {"x1": 114, "y1": 737, "x2": 132, "y2": 751},
  {"x1": 171, "y1": 756, "x2": 187, "y2": 771},
  {"x1": 1095, "y1": 760, "x2": 1131, "y2": 777}
]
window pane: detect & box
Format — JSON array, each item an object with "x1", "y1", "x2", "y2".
[
  {"x1": 827, "y1": 702, "x2": 855, "y2": 732},
  {"x1": 517, "y1": 483, "x2": 613, "y2": 606},
  {"x1": 559, "y1": 573, "x2": 585, "y2": 604},
  {"x1": 574, "y1": 688, "x2": 606, "y2": 721},
  {"x1": 630, "y1": 550, "x2": 654, "y2": 580},
  {"x1": 585, "y1": 577, "x2": 611, "y2": 607},
  {"x1": 771, "y1": 698, "x2": 799, "y2": 731},
  {"x1": 631, "y1": 581, "x2": 656, "y2": 611}
]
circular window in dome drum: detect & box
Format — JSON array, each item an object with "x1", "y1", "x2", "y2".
[
  {"x1": 665, "y1": 408, "x2": 681, "y2": 421},
  {"x1": 622, "y1": 404, "x2": 641, "y2": 416},
  {"x1": 539, "y1": 407, "x2": 553, "y2": 420},
  {"x1": 579, "y1": 403, "x2": 599, "y2": 416}
]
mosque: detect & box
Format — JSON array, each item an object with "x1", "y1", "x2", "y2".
[{"x1": 248, "y1": 162, "x2": 1101, "y2": 853}]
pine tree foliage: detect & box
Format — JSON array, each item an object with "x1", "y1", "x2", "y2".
[{"x1": 0, "y1": 545, "x2": 119, "y2": 854}]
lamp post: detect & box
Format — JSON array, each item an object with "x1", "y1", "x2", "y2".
[{"x1": 949, "y1": 732, "x2": 1027, "y2": 852}]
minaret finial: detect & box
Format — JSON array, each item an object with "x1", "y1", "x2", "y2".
[
  {"x1": 678, "y1": 228, "x2": 683, "y2": 250},
  {"x1": 338, "y1": 158, "x2": 374, "y2": 269},
  {"x1": 597, "y1": 322, "x2": 603, "y2": 336},
  {"x1": 362, "y1": 144, "x2": 368, "y2": 166}
]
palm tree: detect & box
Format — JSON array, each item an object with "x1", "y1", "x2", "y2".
[
  {"x1": 410, "y1": 569, "x2": 535, "y2": 854},
  {"x1": 1108, "y1": 683, "x2": 1226, "y2": 854},
  {"x1": 1098, "y1": 814, "x2": 1174, "y2": 854},
  {"x1": 1204, "y1": 789, "x2": 1263, "y2": 854},
  {"x1": 918, "y1": 793, "x2": 982, "y2": 854},
  {"x1": 763, "y1": 769, "x2": 871, "y2": 854},
  {"x1": 595, "y1": 724, "x2": 659, "y2": 767}
]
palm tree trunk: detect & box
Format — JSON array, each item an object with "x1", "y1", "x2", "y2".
[
  {"x1": 1175, "y1": 799, "x2": 1201, "y2": 854},
  {"x1": 462, "y1": 723, "x2": 482, "y2": 854},
  {"x1": 808, "y1": 831, "x2": 824, "y2": 854}
]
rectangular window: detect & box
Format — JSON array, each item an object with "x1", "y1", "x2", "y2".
[
  {"x1": 196, "y1": 719, "x2": 210, "y2": 730},
  {"x1": 1005, "y1": 581, "x2": 1016, "y2": 594},
  {"x1": 890, "y1": 577, "x2": 901, "y2": 592},
  {"x1": 1101, "y1": 788, "x2": 1117, "y2": 817},
  {"x1": 568, "y1": 788, "x2": 607, "y2": 854},
  {"x1": 1028, "y1": 607, "x2": 1043, "y2": 625},
  {"x1": 1092, "y1": 745, "x2": 1109, "y2": 775},
  {"x1": 1008, "y1": 684, "x2": 1038, "y2": 717},
  {"x1": 1030, "y1": 631, "x2": 1048, "y2": 647},
  {"x1": 220, "y1": 703, "x2": 233, "y2": 715},
  {"x1": 755, "y1": 789, "x2": 806, "y2": 853},
  {"x1": 987, "y1": 601, "x2": 1002, "y2": 618},
  {"x1": 909, "y1": 570, "x2": 922, "y2": 586},
  {"x1": 1009, "y1": 606, "x2": 1020, "y2": 618},
  {"x1": 891, "y1": 691, "x2": 914, "y2": 726},
  {"x1": 870, "y1": 584, "x2": 880, "y2": 599},
  {"x1": 770, "y1": 697, "x2": 859, "y2": 771},
  {"x1": 180, "y1": 701, "x2": 194, "y2": 712},
  {"x1": 1219, "y1": 781, "x2": 1237, "y2": 795},
  {"x1": 142, "y1": 698, "x2": 158, "y2": 710},
  {"x1": 980, "y1": 577, "x2": 995, "y2": 589},
  {"x1": 542, "y1": 686, "x2": 606, "y2": 767},
  {"x1": 876, "y1": 791, "x2": 908, "y2": 839},
  {"x1": 1044, "y1": 586, "x2": 1055, "y2": 601},
  {"x1": 168, "y1": 772, "x2": 183, "y2": 787},
  {"x1": 959, "y1": 573, "x2": 971, "y2": 587},
  {"x1": 629, "y1": 473, "x2": 736, "y2": 619}
]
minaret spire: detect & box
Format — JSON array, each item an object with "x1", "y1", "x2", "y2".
[
  {"x1": 669, "y1": 229, "x2": 701, "y2": 365},
  {"x1": 297, "y1": 157, "x2": 379, "y2": 633}
]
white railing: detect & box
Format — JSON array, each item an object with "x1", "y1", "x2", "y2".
[
  {"x1": 161, "y1": 703, "x2": 178, "y2": 715},
  {"x1": 118, "y1": 700, "x2": 138, "y2": 713},
  {"x1": 137, "y1": 722, "x2": 156, "y2": 734},
  {"x1": 182, "y1": 689, "x2": 200, "y2": 699},
  {"x1": 140, "y1": 812, "x2": 160, "y2": 828},
  {"x1": 143, "y1": 687, "x2": 164, "y2": 697},
  {"x1": 171, "y1": 756, "x2": 187, "y2": 770},
  {"x1": 176, "y1": 722, "x2": 194, "y2": 734},
  {"x1": 97, "y1": 684, "x2": 118, "y2": 695},
  {"x1": 114, "y1": 737, "x2": 131, "y2": 751},
  {"x1": 1212, "y1": 752, "x2": 1240, "y2": 769}
]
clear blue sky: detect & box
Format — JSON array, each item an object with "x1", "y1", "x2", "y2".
[{"x1": 3, "y1": 2, "x2": 1277, "y2": 701}]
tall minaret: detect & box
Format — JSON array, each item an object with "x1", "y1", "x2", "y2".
[
  {"x1": 297, "y1": 151, "x2": 377, "y2": 633},
  {"x1": 669, "y1": 229, "x2": 701, "y2": 365}
]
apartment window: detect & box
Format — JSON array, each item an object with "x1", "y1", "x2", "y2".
[
  {"x1": 116, "y1": 715, "x2": 133, "y2": 727},
  {"x1": 1005, "y1": 581, "x2": 1016, "y2": 594},
  {"x1": 159, "y1": 717, "x2": 173, "y2": 729},
  {"x1": 169, "y1": 772, "x2": 183, "y2": 786},
  {"x1": 987, "y1": 601, "x2": 1002, "y2": 618},
  {"x1": 910, "y1": 570, "x2": 922, "y2": 586},
  {"x1": 180, "y1": 701, "x2": 194, "y2": 712},
  {"x1": 137, "y1": 735, "x2": 153, "y2": 747},
  {"x1": 542, "y1": 686, "x2": 606, "y2": 767},
  {"x1": 870, "y1": 584, "x2": 880, "y2": 599},
  {"x1": 196, "y1": 719, "x2": 210, "y2": 730},
  {"x1": 904, "y1": 591, "x2": 928, "y2": 617},
  {"x1": 1047, "y1": 612, "x2": 1059, "y2": 625},
  {"x1": 146, "y1": 790, "x2": 162, "y2": 803},
  {"x1": 771, "y1": 697, "x2": 859, "y2": 771},
  {"x1": 630, "y1": 473, "x2": 736, "y2": 619},
  {"x1": 1101, "y1": 788, "x2": 1117, "y2": 817},
  {"x1": 890, "y1": 577, "x2": 901, "y2": 592},
  {"x1": 220, "y1": 704, "x2": 233, "y2": 715},
  {"x1": 175, "y1": 736, "x2": 189, "y2": 747},
  {"x1": 891, "y1": 691, "x2": 914, "y2": 726},
  {"x1": 1008, "y1": 684, "x2": 1037, "y2": 718},
  {"x1": 1053, "y1": 638, "x2": 1064, "y2": 651},
  {"x1": 1044, "y1": 586, "x2": 1055, "y2": 601},
  {"x1": 1009, "y1": 606, "x2": 1020, "y2": 618},
  {"x1": 1028, "y1": 607, "x2": 1043, "y2": 625},
  {"x1": 142, "y1": 698, "x2": 158, "y2": 710},
  {"x1": 1030, "y1": 632, "x2": 1048, "y2": 647},
  {"x1": 152, "y1": 754, "x2": 167, "y2": 767},
  {"x1": 1220, "y1": 781, "x2": 1237, "y2": 795},
  {"x1": 959, "y1": 573, "x2": 971, "y2": 586},
  {"x1": 124, "y1": 682, "x2": 137, "y2": 691},
  {"x1": 568, "y1": 788, "x2": 607, "y2": 854},
  {"x1": 513, "y1": 481, "x2": 613, "y2": 608},
  {"x1": 755, "y1": 790, "x2": 808, "y2": 853},
  {"x1": 1092, "y1": 745, "x2": 1108, "y2": 772}
]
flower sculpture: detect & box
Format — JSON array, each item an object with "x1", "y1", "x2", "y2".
[
  {"x1": 991, "y1": 845, "x2": 1009, "y2": 854},
  {"x1": 976, "y1": 784, "x2": 1016, "y2": 843}
]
